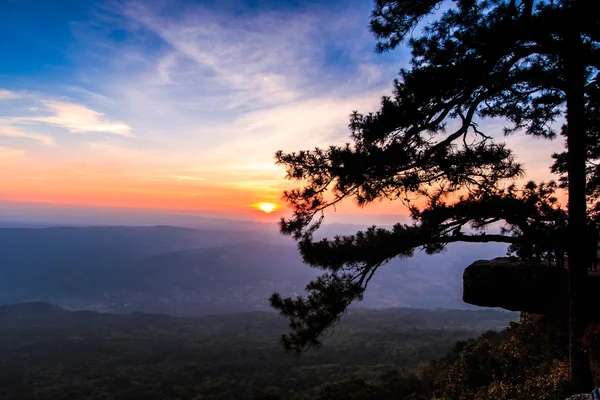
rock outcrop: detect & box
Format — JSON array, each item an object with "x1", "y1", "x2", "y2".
[
  {"x1": 565, "y1": 394, "x2": 590, "y2": 400},
  {"x1": 463, "y1": 257, "x2": 600, "y2": 320}
]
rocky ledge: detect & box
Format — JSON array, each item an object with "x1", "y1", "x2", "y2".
[
  {"x1": 565, "y1": 395, "x2": 590, "y2": 400},
  {"x1": 463, "y1": 257, "x2": 600, "y2": 320}
]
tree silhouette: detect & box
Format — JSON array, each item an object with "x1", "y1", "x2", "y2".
[
  {"x1": 552, "y1": 82, "x2": 600, "y2": 222},
  {"x1": 269, "y1": 0, "x2": 599, "y2": 391}
]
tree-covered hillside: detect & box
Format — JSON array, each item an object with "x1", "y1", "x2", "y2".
[{"x1": 0, "y1": 303, "x2": 514, "y2": 400}]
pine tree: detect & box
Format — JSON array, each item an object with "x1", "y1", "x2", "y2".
[
  {"x1": 269, "y1": 0, "x2": 599, "y2": 392},
  {"x1": 552, "y1": 82, "x2": 600, "y2": 222}
]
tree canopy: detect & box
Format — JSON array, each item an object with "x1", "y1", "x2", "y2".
[{"x1": 270, "y1": 0, "x2": 599, "y2": 390}]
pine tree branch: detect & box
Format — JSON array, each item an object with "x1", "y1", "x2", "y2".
[{"x1": 441, "y1": 233, "x2": 516, "y2": 244}]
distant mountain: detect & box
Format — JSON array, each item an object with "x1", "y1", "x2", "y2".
[
  {"x1": 104, "y1": 241, "x2": 318, "y2": 315},
  {"x1": 362, "y1": 241, "x2": 509, "y2": 309},
  {"x1": 0, "y1": 226, "x2": 509, "y2": 315}
]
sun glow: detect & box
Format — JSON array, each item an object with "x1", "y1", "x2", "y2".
[{"x1": 255, "y1": 202, "x2": 277, "y2": 213}]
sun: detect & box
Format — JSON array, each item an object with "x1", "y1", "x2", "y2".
[{"x1": 255, "y1": 202, "x2": 277, "y2": 213}]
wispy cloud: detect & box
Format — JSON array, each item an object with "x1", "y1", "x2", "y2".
[
  {"x1": 170, "y1": 175, "x2": 205, "y2": 181},
  {"x1": 12, "y1": 101, "x2": 133, "y2": 136},
  {"x1": 201, "y1": 91, "x2": 385, "y2": 165},
  {"x1": 0, "y1": 145, "x2": 27, "y2": 160},
  {"x1": 0, "y1": 125, "x2": 55, "y2": 146},
  {"x1": 60, "y1": 0, "x2": 396, "y2": 183},
  {"x1": 108, "y1": 0, "x2": 390, "y2": 113},
  {"x1": 0, "y1": 90, "x2": 28, "y2": 101},
  {"x1": 122, "y1": 2, "x2": 314, "y2": 107}
]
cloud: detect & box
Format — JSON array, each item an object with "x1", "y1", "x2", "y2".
[
  {"x1": 11, "y1": 100, "x2": 133, "y2": 136},
  {"x1": 0, "y1": 0, "x2": 418, "y2": 213},
  {"x1": 0, "y1": 145, "x2": 27, "y2": 160},
  {"x1": 203, "y1": 90, "x2": 386, "y2": 161},
  {"x1": 121, "y1": 3, "x2": 306, "y2": 107},
  {"x1": 0, "y1": 125, "x2": 55, "y2": 146},
  {"x1": 0, "y1": 90, "x2": 28, "y2": 101},
  {"x1": 57, "y1": 0, "x2": 395, "y2": 172},
  {"x1": 170, "y1": 175, "x2": 205, "y2": 181},
  {"x1": 155, "y1": 54, "x2": 177, "y2": 84},
  {"x1": 117, "y1": 1, "x2": 383, "y2": 110}
]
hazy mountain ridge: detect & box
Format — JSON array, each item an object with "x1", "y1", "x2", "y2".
[
  {"x1": 0, "y1": 226, "x2": 509, "y2": 315},
  {"x1": 0, "y1": 301, "x2": 515, "y2": 330}
]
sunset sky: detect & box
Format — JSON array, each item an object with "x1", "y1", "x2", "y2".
[{"x1": 0, "y1": 0, "x2": 565, "y2": 222}]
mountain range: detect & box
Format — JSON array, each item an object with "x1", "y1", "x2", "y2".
[{"x1": 0, "y1": 225, "x2": 510, "y2": 315}]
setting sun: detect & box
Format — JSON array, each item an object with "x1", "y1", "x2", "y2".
[{"x1": 255, "y1": 202, "x2": 277, "y2": 213}]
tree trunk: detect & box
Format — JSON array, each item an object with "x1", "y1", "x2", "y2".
[{"x1": 564, "y1": 14, "x2": 593, "y2": 392}]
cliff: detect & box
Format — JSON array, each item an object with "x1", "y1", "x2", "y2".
[{"x1": 463, "y1": 257, "x2": 600, "y2": 320}]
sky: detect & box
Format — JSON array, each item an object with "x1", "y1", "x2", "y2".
[{"x1": 0, "y1": 0, "x2": 565, "y2": 223}]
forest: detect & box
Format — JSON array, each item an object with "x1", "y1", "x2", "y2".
[{"x1": 0, "y1": 302, "x2": 516, "y2": 400}]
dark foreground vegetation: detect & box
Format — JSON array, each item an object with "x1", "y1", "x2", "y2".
[
  {"x1": 6, "y1": 303, "x2": 600, "y2": 399},
  {"x1": 0, "y1": 303, "x2": 516, "y2": 400}
]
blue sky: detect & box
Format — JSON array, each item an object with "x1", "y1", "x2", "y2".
[{"x1": 0, "y1": 0, "x2": 564, "y2": 221}]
